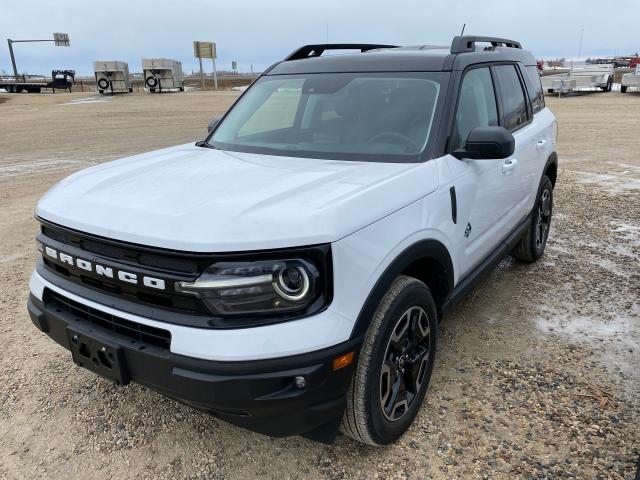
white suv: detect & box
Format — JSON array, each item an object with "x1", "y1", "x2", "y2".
[{"x1": 28, "y1": 36, "x2": 557, "y2": 445}]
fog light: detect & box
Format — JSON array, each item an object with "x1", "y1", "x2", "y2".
[{"x1": 294, "y1": 375, "x2": 306, "y2": 389}]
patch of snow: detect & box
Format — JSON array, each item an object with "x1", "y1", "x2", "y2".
[
  {"x1": 574, "y1": 171, "x2": 640, "y2": 194},
  {"x1": 62, "y1": 96, "x2": 112, "y2": 105}
]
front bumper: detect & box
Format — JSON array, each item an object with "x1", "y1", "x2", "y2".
[{"x1": 28, "y1": 293, "x2": 360, "y2": 440}]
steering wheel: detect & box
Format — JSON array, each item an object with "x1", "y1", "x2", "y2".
[{"x1": 368, "y1": 131, "x2": 420, "y2": 152}]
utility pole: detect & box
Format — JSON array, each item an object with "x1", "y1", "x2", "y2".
[
  {"x1": 7, "y1": 40, "x2": 18, "y2": 77},
  {"x1": 577, "y1": 28, "x2": 584, "y2": 59}
]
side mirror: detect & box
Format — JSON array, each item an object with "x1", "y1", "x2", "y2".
[
  {"x1": 207, "y1": 117, "x2": 221, "y2": 133},
  {"x1": 453, "y1": 126, "x2": 515, "y2": 160}
]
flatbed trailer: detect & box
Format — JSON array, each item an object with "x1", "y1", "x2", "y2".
[
  {"x1": 0, "y1": 70, "x2": 75, "y2": 93},
  {"x1": 0, "y1": 74, "x2": 49, "y2": 93},
  {"x1": 541, "y1": 63, "x2": 614, "y2": 94}
]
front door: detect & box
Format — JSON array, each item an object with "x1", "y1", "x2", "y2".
[{"x1": 446, "y1": 66, "x2": 516, "y2": 279}]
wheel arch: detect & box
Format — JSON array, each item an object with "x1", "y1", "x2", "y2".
[
  {"x1": 349, "y1": 239, "x2": 454, "y2": 339},
  {"x1": 544, "y1": 151, "x2": 558, "y2": 187}
]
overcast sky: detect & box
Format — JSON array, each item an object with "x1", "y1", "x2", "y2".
[{"x1": 2, "y1": 0, "x2": 638, "y2": 76}]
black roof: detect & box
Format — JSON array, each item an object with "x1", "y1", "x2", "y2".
[{"x1": 267, "y1": 36, "x2": 537, "y2": 75}]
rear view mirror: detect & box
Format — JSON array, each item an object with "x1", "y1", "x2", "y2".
[
  {"x1": 208, "y1": 117, "x2": 221, "y2": 132},
  {"x1": 453, "y1": 126, "x2": 515, "y2": 160}
]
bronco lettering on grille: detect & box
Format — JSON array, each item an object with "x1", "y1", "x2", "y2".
[{"x1": 42, "y1": 245, "x2": 166, "y2": 291}]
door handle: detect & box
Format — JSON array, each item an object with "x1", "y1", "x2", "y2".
[
  {"x1": 502, "y1": 158, "x2": 518, "y2": 173},
  {"x1": 536, "y1": 139, "x2": 547, "y2": 151}
]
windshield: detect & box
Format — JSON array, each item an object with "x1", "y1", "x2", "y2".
[{"x1": 209, "y1": 72, "x2": 448, "y2": 162}]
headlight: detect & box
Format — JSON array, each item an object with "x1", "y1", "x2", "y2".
[{"x1": 175, "y1": 259, "x2": 322, "y2": 317}]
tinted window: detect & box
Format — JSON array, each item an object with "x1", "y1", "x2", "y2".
[
  {"x1": 495, "y1": 65, "x2": 529, "y2": 131},
  {"x1": 453, "y1": 67, "x2": 499, "y2": 150},
  {"x1": 210, "y1": 72, "x2": 447, "y2": 162},
  {"x1": 523, "y1": 65, "x2": 545, "y2": 113}
]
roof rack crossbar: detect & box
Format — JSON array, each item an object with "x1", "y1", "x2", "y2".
[
  {"x1": 450, "y1": 36, "x2": 522, "y2": 54},
  {"x1": 284, "y1": 43, "x2": 397, "y2": 61}
]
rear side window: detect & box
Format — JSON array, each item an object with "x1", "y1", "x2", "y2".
[
  {"x1": 522, "y1": 65, "x2": 545, "y2": 113},
  {"x1": 494, "y1": 65, "x2": 529, "y2": 131},
  {"x1": 453, "y1": 67, "x2": 499, "y2": 150}
]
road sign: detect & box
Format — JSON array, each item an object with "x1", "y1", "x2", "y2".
[
  {"x1": 53, "y1": 33, "x2": 70, "y2": 46},
  {"x1": 232, "y1": 61, "x2": 237, "y2": 70},
  {"x1": 193, "y1": 41, "x2": 216, "y2": 59},
  {"x1": 193, "y1": 41, "x2": 218, "y2": 89}
]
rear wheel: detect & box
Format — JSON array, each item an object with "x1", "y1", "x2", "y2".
[
  {"x1": 513, "y1": 175, "x2": 553, "y2": 263},
  {"x1": 621, "y1": 85, "x2": 627, "y2": 93},
  {"x1": 547, "y1": 89, "x2": 555, "y2": 93},
  {"x1": 341, "y1": 276, "x2": 437, "y2": 445}
]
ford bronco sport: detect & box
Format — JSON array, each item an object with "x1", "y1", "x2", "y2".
[{"x1": 28, "y1": 36, "x2": 557, "y2": 445}]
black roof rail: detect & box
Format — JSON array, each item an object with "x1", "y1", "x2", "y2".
[
  {"x1": 284, "y1": 43, "x2": 397, "y2": 61},
  {"x1": 450, "y1": 35, "x2": 522, "y2": 54}
]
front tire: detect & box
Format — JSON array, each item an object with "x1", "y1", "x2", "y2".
[
  {"x1": 341, "y1": 276, "x2": 437, "y2": 445},
  {"x1": 621, "y1": 85, "x2": 627, "y2": 93},
  {"x1": 513, "y1": 175, "x2": 553, "y2": 263}
]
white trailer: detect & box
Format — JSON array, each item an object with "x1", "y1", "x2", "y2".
[
  {"x1": 94, "y1": 61, "x2": 132, "y2": 94},
  {"x1": 142, "y1": 58, "x2": 184, "y2": 92},
  {"x1": 541, "y1": 63, "x2": 614, "y2": 94},
  {"x1": 621, "y1": 66, "x2": 640, "y2": 93}
]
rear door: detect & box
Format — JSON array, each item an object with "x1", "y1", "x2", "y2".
[
  {"x1": 520, "y1": 64, "x2": 555, "y2": 210},
  {"x1": 493, "y1": 64, "x2": 539, "y2": 225}
]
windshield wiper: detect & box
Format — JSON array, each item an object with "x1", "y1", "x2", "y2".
[{"x1": 195, "y1": 140, "x2": 218, "y2": 149}]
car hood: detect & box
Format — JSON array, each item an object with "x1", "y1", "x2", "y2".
[{"x1": 37, "y1": 143, "x2": 438, "y2": 252}]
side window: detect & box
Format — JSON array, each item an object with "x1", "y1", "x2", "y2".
[
  {"x1": 453, "y1": 67, "x2": 499, "y2": 150},
  {"x1": 522, "y1": 65, "x2": 545, "y2": 114},
  {"x1": 494, "y1": 65, "x2": 529, "y2": 131}
]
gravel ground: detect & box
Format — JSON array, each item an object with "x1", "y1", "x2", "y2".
[{"x1": 0, "y1": 90, "x2": 638, "y2": 479}]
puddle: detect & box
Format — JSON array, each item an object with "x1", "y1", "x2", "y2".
[{"x1": 536, "y1": 307, "x2": 640, "y2": 397}]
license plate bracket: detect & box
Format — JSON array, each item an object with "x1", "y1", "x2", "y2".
[{"x1": 67, "y1": 327, "x2": 130, "y2": 386}]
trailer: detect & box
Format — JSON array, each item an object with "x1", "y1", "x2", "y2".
[
  {"x1": 541, "y1": 63, "x2": 614, "y2": 94},
  {"x1": 142, "y1": 58, "x2": 184, "y2": 92},
  {"x1": 0, "y1": 70, "x2": 75, "y2": 93},
  {"x1": 621, "y1": 66, "x2": 640, "y2": 93},
  {"x1": 94, "y1": 61, "x2": 132, "y2": 94}
]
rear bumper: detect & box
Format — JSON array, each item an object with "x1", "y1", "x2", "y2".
[{"x1": 28, "y1": 293, "x2": 359, "y2": 440}]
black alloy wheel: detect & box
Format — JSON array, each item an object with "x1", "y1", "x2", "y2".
[{"x1": 380, "y1": 306, "x2": 431, "y2": 421}]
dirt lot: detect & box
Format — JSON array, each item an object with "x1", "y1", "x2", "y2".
[{"x1": 0, "y1": 90, "x2": 638, "y2": 479}]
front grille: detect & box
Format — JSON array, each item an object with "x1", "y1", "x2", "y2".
[
  {"x1": 44, "y1": 288, "x2": 171, "y2": 349},
  {"x1": 38, "y1": 220, "x2": 209, "y2": 315},
  {"x1": 41, "y1": 225, "x2": 202, "y2": 273}
]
